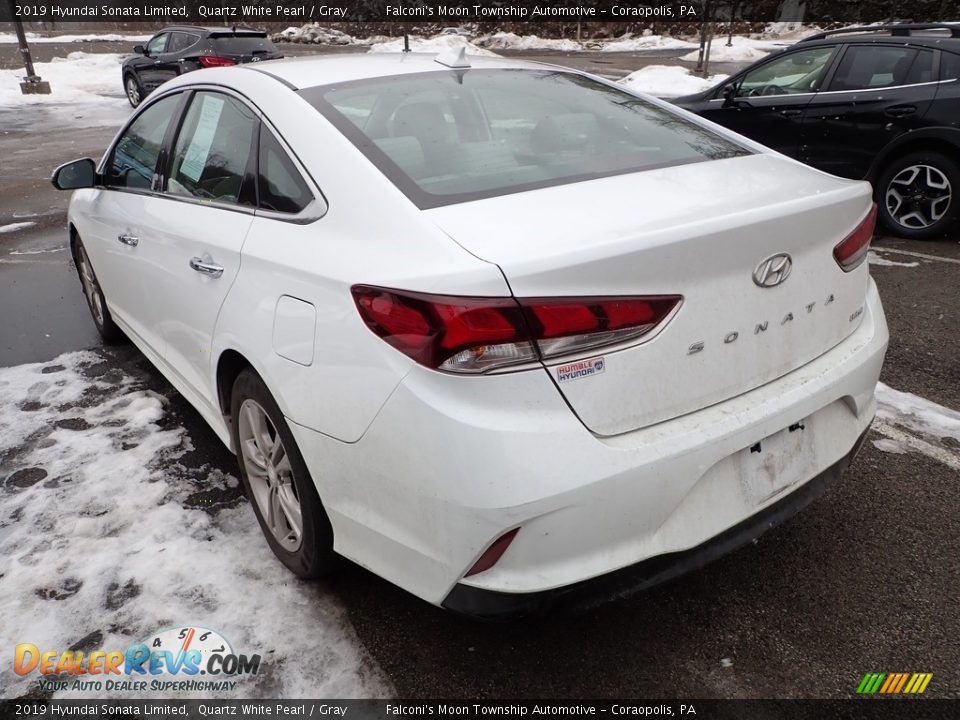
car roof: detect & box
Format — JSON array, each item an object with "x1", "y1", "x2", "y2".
[
  {"x1": 158, "y1": 25, "x2": 266, "y2": 36},
  {"x1": 798, "y1": 24, "x2": 960, "y2": 50},
  {"x1": 244, "y1": 52, "x2": 555, "y2": 90}
]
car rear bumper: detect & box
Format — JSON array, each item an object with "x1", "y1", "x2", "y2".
[
  {"x1": 442, "y1": 425, "x2": 870, "y2": 619},
  {"x1": 288, "y1": 279, "x2": 887, "y2": 612}
]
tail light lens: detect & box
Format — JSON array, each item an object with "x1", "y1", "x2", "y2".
[
  {"x1": 198, "y1": 56, "x2": 238, "y2": 68},
  {"x1": 352, "y1": 285, "x2": 681, "y2": 374},
  {"x1": 833, "y1": 203, "x2": 877, "y2": 272}
]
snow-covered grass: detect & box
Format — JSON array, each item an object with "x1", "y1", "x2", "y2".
[
  {"x1": 368, "y1": 33, "x2": 498, "y2": 56},
  {"x1": 0, "y1": 351, "x2": 391, "y2": 699},
  {"x1": 0, "y1": 221, "x2": 36, "y2": 234},
  {"x1": 475, "y1": 32, "x2": 582, "y2": 52},
  {"x1": 876, "y1": 383, "x2": 960, "y2": 447},
  {"x1": 601, "y1": 34, "x2": 699, "y2": 52},
  {"x1": 618, "y1": 65, "x2": 727, "y2": 98},
  {"x1": 680, "y1": 36, "x2": 777, "y2": 63},
  {"x1": 0, "y1": 32, "x2": 150, "y2": 44},
  {"x1": 0, "y1": 51, "x2": 126, "y2": 110}
]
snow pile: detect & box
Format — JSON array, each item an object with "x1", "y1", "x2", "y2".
[
  {"x1": 0, "y1": 221, "x2": 36, "y2": 234},
  {"x1": 0, "y1": 51, "x2": 125, "y2": 108},
  {"x1": 876, "y1": 382, "x2": 960, "y2": 446},
  {"x1": 601, "y1": 34, "x2": 699, "y2": 52},
  {"x1": 0, "y1": 32, "x2": 151, "y2": 44},
  {"x1": 0, "y1": 351, "x2": 391, "y2": 699},
  {"x1": 680, "y1": 37, "x2": 775, "y2": 63},
  {"x1": 618, "y1": 65, "x2": 727, "y2": 98},
  {"x1": 474, "y1": 32, "x2": 582, "y2": 52},
  {"x1": 369, "y1": 33, "x2": 498, "y2": 56},
  {"x1": 274, "y1": 24, "x2": 359, "y2": 45}
]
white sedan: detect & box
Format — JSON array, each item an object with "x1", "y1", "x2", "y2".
[{"x1": 52, "y1": 50, "x2": 888, "y2": 618}]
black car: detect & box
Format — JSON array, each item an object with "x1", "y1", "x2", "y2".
[
  {"x1": 673, "y1": 24, "x2": 960, "y2": 239},
  {"x1": 122, "y1": 26, "x2": 282, "y2": 109}
]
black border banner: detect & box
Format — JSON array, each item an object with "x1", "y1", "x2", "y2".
[{"x1": 2, "y1": 1, "x2": 960, "y2": 24}]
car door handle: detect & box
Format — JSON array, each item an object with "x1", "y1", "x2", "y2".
[
  {"x1": 117, "y1": 233, "x2": 139, "y2": 247},
  {"x1": 189, "y1": 257, "x2": 224, "y2": 278},
  {"x1": 779, "y1": 108, "x2": 803, "y2": 118},
  {"x1": 885, "y1": 105, "x2": 917, "y2": 118}
]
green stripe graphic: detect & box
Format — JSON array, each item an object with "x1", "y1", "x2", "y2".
[
  {"x1": 856, "y1": 674, "x2": 873, "y2": 693},
  {"x1": 868, "y1": 673, "x2": 887, "y2": 694}
]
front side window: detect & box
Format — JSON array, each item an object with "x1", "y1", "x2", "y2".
[
  {"x1": 145, "y1": 33, "x2": 168, "y2": 56},
  {"x1": 258, "y1": 129, "x2": 314, "y2": 214},
  {"x1": 167, "y1": 92, "x2": 258, "y2": 206},
  {"x1": 107, "y1": 93, "x2": 181, "y2": 190},
  {"x1": 302, "y1": 69, "x2": 747, "y2": 208},
  {"x1": 737, "y1": 47, "x2": 836, "y2": 96},
  {"x1": 829, "y1": 46, "x2": 933, "y2": 91}
]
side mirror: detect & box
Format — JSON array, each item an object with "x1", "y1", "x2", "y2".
[
  {"x1": 51, "y1": 158, "x2": 97, "y2": 190},
  {"x1": 721, "y1": 84, "x2": 738, "y2": 106},
  {"x1": 133, "y1": 44, "x2": 145, "y2": 55}
]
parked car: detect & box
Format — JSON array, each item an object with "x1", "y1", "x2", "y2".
[
  {"x1": 673, "y1": 24, "x2": 960, "y2": 239},
  {"x1": 51, "y1": 52, "x2": 887, "y2": 618},
  {"x1": 122, "y1": 26, "x2": 282, "y2": 108}
]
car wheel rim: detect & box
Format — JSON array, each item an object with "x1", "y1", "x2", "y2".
[
  {"x1": 77, "y1": 246, "x2": 104, "y2": 327},
  {"x1": 238, "y1": 399, "x2": 303, "y2": 552},
  {"x1": 126, "y1": 78, "x2": 140, "y2": 105},
  {"x1": 885, "y1": 164, "x2": 951, "y2": 229}
]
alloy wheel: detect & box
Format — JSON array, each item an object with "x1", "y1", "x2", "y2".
[
  {"x1": 125, "y1": 77, "x2": 140, "y2": 106},
  {"x1": 885, "y1": 164, "x2": 952, "y2": 230},
  {"x1": 238, "y1": 399, "x2": 303, "y2": 552},
  {"x1": 77, "y1": 246, "x2": 104, "y2": 328}
]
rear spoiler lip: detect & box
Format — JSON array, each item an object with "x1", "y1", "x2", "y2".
[{"x1": 209, "y1": 31, "x2": 268, "y2": 39}]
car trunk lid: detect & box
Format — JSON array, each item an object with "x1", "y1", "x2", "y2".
[{"x1": 425, "y1": 153, "x2": 875, "y2": 436}]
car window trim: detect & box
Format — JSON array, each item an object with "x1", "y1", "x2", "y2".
[
  {"x1": 706, "y1": 77, "x2": 954, "y2": 103},
  {"x1": 824, "y1": 43, "x2": 938, "y2": 93}
]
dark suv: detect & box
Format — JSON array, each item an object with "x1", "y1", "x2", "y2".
[
  {"x1": 122, "y1": 26, "x2": 282, "y2": 109},
  {"x1": 673, "y1": 24, "x2": 960, "y2": 239}
]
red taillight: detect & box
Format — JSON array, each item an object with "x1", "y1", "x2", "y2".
[
  {"x1": 198, "y1": 56, "x2": 238, "y2": 68},
  {"x1": 351, "y1": 285, "x2": 681, "y2": 374},
  {"x1": 833, "y1": 203, "x2": 877, "y2": 272},
  {"x1": 465, "y1": 528, "x2": 519, "y2": 577}
]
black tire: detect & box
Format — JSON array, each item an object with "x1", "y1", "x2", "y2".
[
  {"x1": 230, "y1": 369, "x2": 339, "y2": 578},
  {"x1": 124, "y1": 72, "x2": 144, "y2": 108},
  {"x1": 875, "y1": 150, "x2": 960, "y2": 240},
  {"x1": 73, "y1": 236, "x2": 124, "y2": 344}
]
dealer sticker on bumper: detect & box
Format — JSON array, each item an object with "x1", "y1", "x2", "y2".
[{"x1": 556, "y1": 356, "x2": 606, "y2": 383}]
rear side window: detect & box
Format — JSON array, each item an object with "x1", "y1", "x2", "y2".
[
  {"x1": 257, "y1": 129, "x2": 314, "y2": 214},
  {"x1": 167, "y1": 32, "x2": 199, "y2": 54},
  {"x1": 211, "y1": 34, "x2": 275, "y2": 55},
  {"x1": 940, "y1": 52, "x2": 960, "y2": 79},
  {"x1": 107, "y1": 93, "x2": 181, "y2": 190},
  {"x1": 830, "y1": 46, "x2": 933, "y2": 91},
  {"x1": 304, "y1": 69, "x2": 748, "y2": 209},
  {"x1": 167, "y1": 92, "x2": 258, "y2": 206}
]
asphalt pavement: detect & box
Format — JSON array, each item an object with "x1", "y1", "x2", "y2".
[{"x1": 0, "y1": 41, "x2": 958, "y2": 700}]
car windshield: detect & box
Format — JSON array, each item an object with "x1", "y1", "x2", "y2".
[{"x1": 300, "y1": 69, "x2": 749, "y2": 208}]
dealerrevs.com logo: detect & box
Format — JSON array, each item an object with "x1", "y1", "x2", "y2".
[{"x1": 14, "y1": 626, "x2": 261, "y2": 693}]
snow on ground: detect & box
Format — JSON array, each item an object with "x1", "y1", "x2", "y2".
[
  {"x1": 0, "y1": 221, "x2": 36, "y2": 234},
  {"x1": 618, "y1": 65, "x2": 727, "y2": 98},
  {"x1": 0, "y1": 351, "x2": 391, "y2": 699},
  {"x1": 474, "y1": 32, "x2": 583, "y2": 52},
  {"x1": 680, "y1": 36, "x2": 779, "y2": 63},
  {"x1": 0, "y1": 32, "x2": 150, "y2": 44},
  {"x1": 274, "y1": 24, "x2": 366, "y2": 46},
  {"x1": 600, "y1": 34, "x2": 699, "y2": 52},
  {"x1": 868, "y1": 250, "x2": 920, "y2": 268},
  {"x1": 368, "y1": 33, "x2": 498, "y2": 56},
  {"x1": 876, "y1": 382, "x2": 960, "y2": 447},
  {"x1": 0, "y1": 51, "x2": 126, "y2": 108}
]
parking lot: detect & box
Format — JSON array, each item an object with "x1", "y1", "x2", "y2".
[{"x1": 1, "y1": 39, "x2": 958, "y2": 700}]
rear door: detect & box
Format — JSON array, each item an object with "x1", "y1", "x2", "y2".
[
  {"x1": 800, "y1": 44, "x2": 938, "y2": 178},
  {"x1": 140, "y1": 90, "x2": 259, "y2": 404},
  {"x1": 163, "y1": 31, "x2": 200, "y2": 79},
  {"x1": 698, "y1": 45, "x2": 838, "y2": 157}
]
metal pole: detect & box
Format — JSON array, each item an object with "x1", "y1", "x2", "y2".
[
  {"x1": 9, "y1": 0, "x2": 50, "y2": 94},
  {"x1": 727, "y1": 3, "x2": 737, "y2": 46}
]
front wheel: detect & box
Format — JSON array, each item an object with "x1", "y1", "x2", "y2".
[
  {"x1": 230, "y1": 369, "x2": 339, "y2": 578},
  {"x1": 74, "y1": 237, "x2": 123, "y2": 343},
  {"x1": 876, "y1": 151, "x2": 960, "y2": 239}
]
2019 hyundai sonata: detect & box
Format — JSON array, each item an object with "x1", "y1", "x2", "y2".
[{"x1": 51, "y1": 50, "x2": 888, "y2": 618}]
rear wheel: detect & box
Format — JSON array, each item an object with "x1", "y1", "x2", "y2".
[
  {"x1": 876, "y1": 151, "x2": 960, "y2": 239},
  {"x1": 74, "y1": 237, "x2": 123, "y2": 343},
  {"x1": 124, "y1": 73, "x2": 144, "y2": 108},
  {"x1": 230, "y1": 369, "x2": 338, "y2": 578}
]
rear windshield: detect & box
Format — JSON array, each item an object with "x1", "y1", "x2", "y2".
[
  {"x1": 300, "y1": 69, "x2": 749, "y2": 208},
  {"x1": 211, "y1": 34, "x2": 275, "y2": 54}
]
